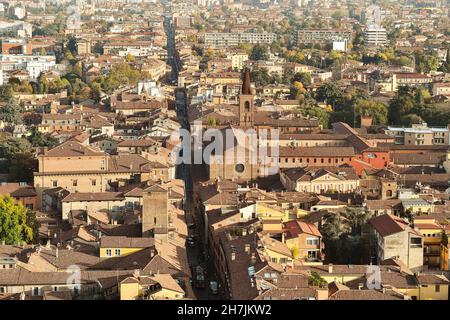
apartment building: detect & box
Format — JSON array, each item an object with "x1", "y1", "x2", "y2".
[
  {"x1": 0, "y1": 54, "x2": 57, "y2": 81},
  {"x1": 140, "y1": 58, "x2": 167, "y2": 81},
  {"x1": 0, "y1": 21, "x2": 32, "y2": 38},
  {"x1": 432, "y1": 82, "x2": 450, "y2": 96},
  {"x1": 385, "y1": 123, "x2": 449, "y2": 146},
  {"x1": 369, "y1": 214, "x2": 424, "y2": 272},
  {"x1": 203, "y1": 32, "x2": 277, "y2": 48},
  {"x1": 280, "y1": 166, "x2": 359, "y2": 193},
  {"x1": 103, "y1": 41, "x2": 155, "y2": 57},
  {"x1": 225, "y1": 51, "x2": 249, "y2": 70},
  {"x1": 33, "y1": 141, "x2": 170, "y2": 210},
  {"x1": 38, "y1": 113, "x2": 84, "y2": 133},
  {"x1": 413, "y1": 217, "x2": 448, "y2": 270},
  {"x1": 283, "y1": 220, "x2": 324, "y2": 262},
  {"x1": 296, "y1": 29, "x2": 352, "y2": 45},
  {"x1": 0, "y1": 39, "x2": 32, "y2": 54},
  {"x1": 364, "y1": 25, "x2": 387, "y2": 47}
]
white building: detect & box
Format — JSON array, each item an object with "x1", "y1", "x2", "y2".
[
  {"x1": 0, "y1": 21, "x2": 32, "y2": 38},
  {"x1": 204, "y1": 32, "x2": 277, "y2": 48},
  {"x1": 0, "y1": 54, "x2": 57, "y2": 81},
  {"x1": 364, "y1": 25, "x2": 387, "y2": 47}
]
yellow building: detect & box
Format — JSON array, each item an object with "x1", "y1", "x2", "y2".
[
  {"x1": 259, "y1": 234, "x2": 294, "y2": 265},
  {"x1": 283, "y1": 220, "x2": 323, "y2": 263},
  {"x1": 99, "y1": 236, "x2": 155, "y2": 258},
  {"x1": 414, "y1": 218, "x2": 447, "y2": 270},
  {"x1": 120, "y1": 274, "x2": 185, "y2": 300},
  {"x1": 417, "y1": 274, "x2": 450, "y2": 300}
]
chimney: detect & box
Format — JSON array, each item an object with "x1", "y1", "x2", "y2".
[{"x1": 328, "y1": 263, "x2": 333, "y2": 274}]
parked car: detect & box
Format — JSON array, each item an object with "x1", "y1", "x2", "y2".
[
  {"x1": 195, "y1": 266, "x2": 206, "y2": 289},
  {"x1": 209, "y1": 281, "x2": 218, "y2": 295},
  {"x1": 187, "y1": 239, "x2": 195, "y2": 247}
]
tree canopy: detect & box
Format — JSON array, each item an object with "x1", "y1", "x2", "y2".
[{"x1": 0, "y1": 195, "x2": 38, "y2": 244}]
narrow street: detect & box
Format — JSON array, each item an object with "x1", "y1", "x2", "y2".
[{"x1": 164, "y1": 11, "x2": 221, "y2": 300}]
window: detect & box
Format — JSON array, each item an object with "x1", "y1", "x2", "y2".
[
  {"x1": 106, "y1": 249, "x2": 112, "y2": 257},
  {"x1": 52, "y1": 180, "x2": 58, "y2": 187},
  {"x1": 92, "y1": 179, "x2": 97, "y2": 186},
  {"x1": 0, "y1": 287, "x2": 4, "y2": 293},
  {"x1": 306, "y1": 238, "x2": 319, "y2": 246},
  {"x1": 115, "y1": 249, "x2": 121, "y2": 256},
  {"x1": 244, "y1": 101, "x2": 250, "y2": 112},
  {"x1": 26, "y1": 204, "x2": 33, "y2": 210},
  {"x1": 435, "y1": 285, "x2": 440, "y2": 292},
  {"x1": 235, "y1": 163, "x2": 245, "y2": 173},
  {"x1": 33, "y1": 287, "x2": 39, "y2": 296},
  {"x1": 53, "y1": 286, "x2": 58, "y2": 292},
  {"x1": 72, "y1": 180, "x2": 77, "y2": 187},
  {"x1": 410, "y1": 237, "x2": 422, "y2": 248}
]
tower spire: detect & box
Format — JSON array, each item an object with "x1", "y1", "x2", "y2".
[{"x1": 242, "y1": 67, "x2": 251, "y2": 95}]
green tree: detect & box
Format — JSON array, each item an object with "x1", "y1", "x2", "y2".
[
  {"x1": 441, "y1": 230, "x2": 449, "y2": 247},
  {"x1": 0, "y1": 101, "x2": 24, "y2": 124},
  {"x1": 67, "y1": 36, "x2": 78, "y2": 54},
  {"x1": 308, "y1": 272, "x2": 327, "y2": 288},
  {"x1": 416, "y1": 53, "x2": 439, "y2": 73},
  {"x1": 400, "y1": 113, "x2": 423, "y2": 127},
  {"x1": 320, "y1": 213, "x2": 351, "y2": 240},
  {"x1": 250, "y1": 68, "x2": 271, "y2": 86},
  {"x1": 250, "y1": 44, "x2": 269, "y2": 61},
  {"x1": 299, "y1": 106, "x2": 330, "y2": 128},
  {"x1": 354, "y1": 99, "x2": 388, "y2": 125},
  {"x1": 315, "y1": 82, "x2": 344, "y2": 108},
  {"x1": 292, "y1": 72, "x2": 312, "y2": 87},
  {"x1": 0, "y1": 195, "x2": 37, "y2": 244},
  {"x1": 0, "y1": 85, "x2": 13, "y2": 102},
  {"x1": 28, "y1": 127, "x2": 58, "y2": 148}
]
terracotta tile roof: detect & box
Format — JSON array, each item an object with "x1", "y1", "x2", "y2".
[
  {"x1": 0, "y1": 184, "x2": 36, "y2": 198},
  {"x1": 114, "y1": 100, "x2": 167, "y2": 110},
  {"x1": 329, "y1": 289, "x2": 404, "y2": 300},
  {"x1": 279, "y1": 146, "x2": 355, "y2": 157},
  {"x1": 62, "y1": 192, "x2": 125, "y2": 202},
  {"x1": 393, "y1": 153, "x2": 444, "y2": 165},
  {"x1": 99, "y1": 236, "x2": 155, "y2": 249},
  {"x1": 369, "y1": 214, "x2": 422, "y2": 237},
  {"x1": 259, "y1": 235, "x2": 293, "y2": 257},
  {"x1": 282, "y1": 166, "x2": 358, "y2": 182},
  {"x1": 416, "y1": 274, "x2": 450, "y2": 285},
  {"x1": 284, "y1": 220, "x2": 321, "y2": 239},
  {"x1": 41, "y1": 141, "x2": 105, "y2": 157},
  {"x1": 0, "y1": 268, "x2": 133, "y2": 286}
]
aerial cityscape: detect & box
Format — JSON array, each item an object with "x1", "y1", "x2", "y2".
[{"x1": 0, "y1": 0, "x2": 450, "y2": 304}]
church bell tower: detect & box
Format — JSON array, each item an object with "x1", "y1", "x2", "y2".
[{"x1": 239, "y1": 67, "x2": 254, "y2": 128}]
